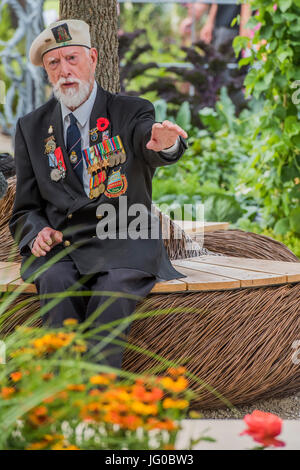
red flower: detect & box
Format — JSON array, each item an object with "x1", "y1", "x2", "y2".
[
  {"x1": 240, "y1": 410, "x2": 285, "y2": 448},
  {"x1": 97, "y1": 118, "x2": 109, "y2": 132}
]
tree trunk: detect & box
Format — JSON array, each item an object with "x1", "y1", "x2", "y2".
[{"x1": 59, "y1": 0, "x2": 120, "y2": 93}]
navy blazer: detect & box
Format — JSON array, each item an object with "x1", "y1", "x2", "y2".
[{"x1": 9, "y1": 82, "x2": 188, "y2": 282}]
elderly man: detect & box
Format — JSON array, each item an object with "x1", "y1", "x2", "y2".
[{"x1": 9, "y1": 19, "x2": 188, "y2": 369}]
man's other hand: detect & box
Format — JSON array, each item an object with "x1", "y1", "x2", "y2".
[
  {"x1": 32, "y1": 227, "x2": 63, "y2": 257},
  {"x1": 146, "y1": 120, "x2": 188, "y2": 152}
]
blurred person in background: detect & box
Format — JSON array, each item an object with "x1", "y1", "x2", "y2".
[
  {"x1": 200, "y1": 2, "x2": 252, "y2": 50},
  {"x1": 179, "y1": 2, "x2": 209, "y2": 46}
]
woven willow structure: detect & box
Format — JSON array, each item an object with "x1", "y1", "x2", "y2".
[{"x1": 1, "y1": 177, "x2": 300, "y2": 409}]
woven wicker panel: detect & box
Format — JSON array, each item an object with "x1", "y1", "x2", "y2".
[{"x1": 123, "y1": 282, "x2": 300, "y2": 409}]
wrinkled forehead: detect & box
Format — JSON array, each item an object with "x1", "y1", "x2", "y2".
[{"x1": 43, "y1": 45, "x2": 88, "y2": 64}]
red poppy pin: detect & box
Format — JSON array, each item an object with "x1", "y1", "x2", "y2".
[{"x1": 97, "y1": 117, "x2": 110, "y2": 132}]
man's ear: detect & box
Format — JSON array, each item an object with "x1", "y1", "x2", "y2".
[{"x1": 90, "y1": 47, "x2": 98, "y2": 66}]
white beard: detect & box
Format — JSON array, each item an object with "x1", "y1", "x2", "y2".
[{"x1": 52, "y1": 77, "x2": 92, "y2": 109}]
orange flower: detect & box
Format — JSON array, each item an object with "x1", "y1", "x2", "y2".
[
  {"x1": 10, "y1": 371, "x2": 22, "y2": 382},
  {"x1": 1, "y1": 387, "x2": 15, "y2": 399},
  {"x1": 145, "y1": 417, "x2": 178, "y2": 431},
  {"x1": 166, "y1": 366, "x2": 187, "y2": 376},
  {"x1": 26, "y1": 441, "x2": 49, "y2": 450},
  {"x1": 28, "y1": 406, "x2": 51, "y2": 427},
  {"x1": 67, "y1": 384, "x2": 86, "y2": 392},
  {"x1": 80, "y1": 402, "x2": 103, "y2": 422},
  {"x1": 162, "y1": 398, "x2": 189, "y2": 409},
  {"x1": 42, "y1": 373, "x2": 54, "y2": 381},
  {"x1": 160, "y1": 376, "x2": 188, "y2": 393},
  {"x1": 240, "y1": 410, "x2": 285, "y2": 448},
  {"x1": 31, "y1": 332, "x2": 75, "y2": 354},
  {"x1": 163, "y1": 444, "x2": 175, "y2": 450},
  {"x1": 132, "y1": 384, "x2": 163, "y2": 403}
]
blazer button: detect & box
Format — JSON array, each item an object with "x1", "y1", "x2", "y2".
[
  {"x1": 67, "y1": 213, "x2": 73, "y2": 219},
  {"x1": 64, "y1": 240, "x2": 71, "y2": 247}
]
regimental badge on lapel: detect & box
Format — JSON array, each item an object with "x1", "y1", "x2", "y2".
[
  {"x1": 44, "y1": 135, "x2": 57, "y2": 168},
  {"x1": 104, "y1": 168, "x2": 128, "y2": 198}
]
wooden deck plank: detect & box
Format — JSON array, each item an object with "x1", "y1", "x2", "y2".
[
  {"x1": 172, "y1": 259, "x2": 287, "y2": 287},
  {"x1": 168, "y1": 266, "x2": 240, "y2": 291},
  {"x1": 173, "y1": 220, "x2": 229, "y2": 233},
  {"x1": 150, "y1": 278, "x2": 187, "y2": 293},
  {"x1": 190, "y1": 256, "x2": 300, "y2": 283}
]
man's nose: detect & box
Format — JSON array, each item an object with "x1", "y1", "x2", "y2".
[{"x1": 59, "y1": 59, "x2": 73, "y2": 77}]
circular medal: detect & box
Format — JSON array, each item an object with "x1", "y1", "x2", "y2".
[
  {"x1": 91, "y1": 132, "x2": 98, "y2": 142},
  {"x1": 108, "y1": 154, "x2": 116, "y2": 167},
  {"x1": 120, "y1": 151, "x2": 126, "y2": 164},
  {"x1": 98, "y1": 183, "x2": 105, "y2": 194},
  {"x1": 70, "y1": 152, "x2": 78, "y2": 164},
  {"x1": 50, "y1": 168, "x2": 62, "y2": 182},
  {"x1": 45, "y1": 139, "x2": 56, "y2": 154},
  {"x1": 114, "y1": 152, "x2": 121, "y2": 166}
]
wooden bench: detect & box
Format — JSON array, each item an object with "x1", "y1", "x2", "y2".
[{"x1": 1, "y1": 256, "x2": 300, "y2": 295}]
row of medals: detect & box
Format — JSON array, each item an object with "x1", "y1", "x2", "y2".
[{"x1": 44, "y1": 126, "x2": 127, "y2": 199}]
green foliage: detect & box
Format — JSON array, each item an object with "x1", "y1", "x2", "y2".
[{"x1": 232, "y1": 0, "x2": 300, "y2": 235}]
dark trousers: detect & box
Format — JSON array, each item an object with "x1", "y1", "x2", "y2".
[{"x1": 34, "y1": 254, "x2": 157, "y2": 370}]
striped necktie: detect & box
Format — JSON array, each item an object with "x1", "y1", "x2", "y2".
[{"x1": 66, "y1": 112, "x2": 84, "y2": 185}]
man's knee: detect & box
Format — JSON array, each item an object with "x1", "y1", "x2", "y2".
[{"x1": 34, "y1": 261, "x2": 80, "y2": 293}]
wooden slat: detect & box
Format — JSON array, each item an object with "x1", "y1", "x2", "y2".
[
  {"x1": 173, "y1": 221, "x2": 229, "y2": 233},
  {"x1": 168, "y1": 266, "x2": 240, "y2": 291},
  {"x1": 0, "y1": 263, "x2": 22, "y2": 292},
  {"x1": 150, "y1": 278, "x2": 187, "y2": 293},
  {"x1": 0, "y1": 263, "x2": 37, "y2": 294},
  {"x1": 172, "y1": 259, "x2": 286, "y2": 287},
  {"x1": 192, "y1": 256, "x2": 300, "y2": 283}
]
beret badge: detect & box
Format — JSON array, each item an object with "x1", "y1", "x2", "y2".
[{"x1": 51, "y1": 23, "x2": 72, "y2": 44}]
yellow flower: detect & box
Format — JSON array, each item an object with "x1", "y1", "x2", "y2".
[
  {"x1": 63, "y1": 318, "x2": 78, "y2": 326},
  {"x1": 162, "y1": 398, "x2": 189, "y2": 409},
  {"x1": 51, "y1": 443, "x2": 79, "y2": 450},
  {"x1": 131, "y1": 401, "x2": 158, "y2": 416},
  {"x1": 89, "y1": 374, "x2": 112, "y2": 385},
  {"x1": 31, "y1": 332, "x2": 75, "y2": 354},
  {"x1": 160, "y1": 376, "x2": 188, "y2": 393}
]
